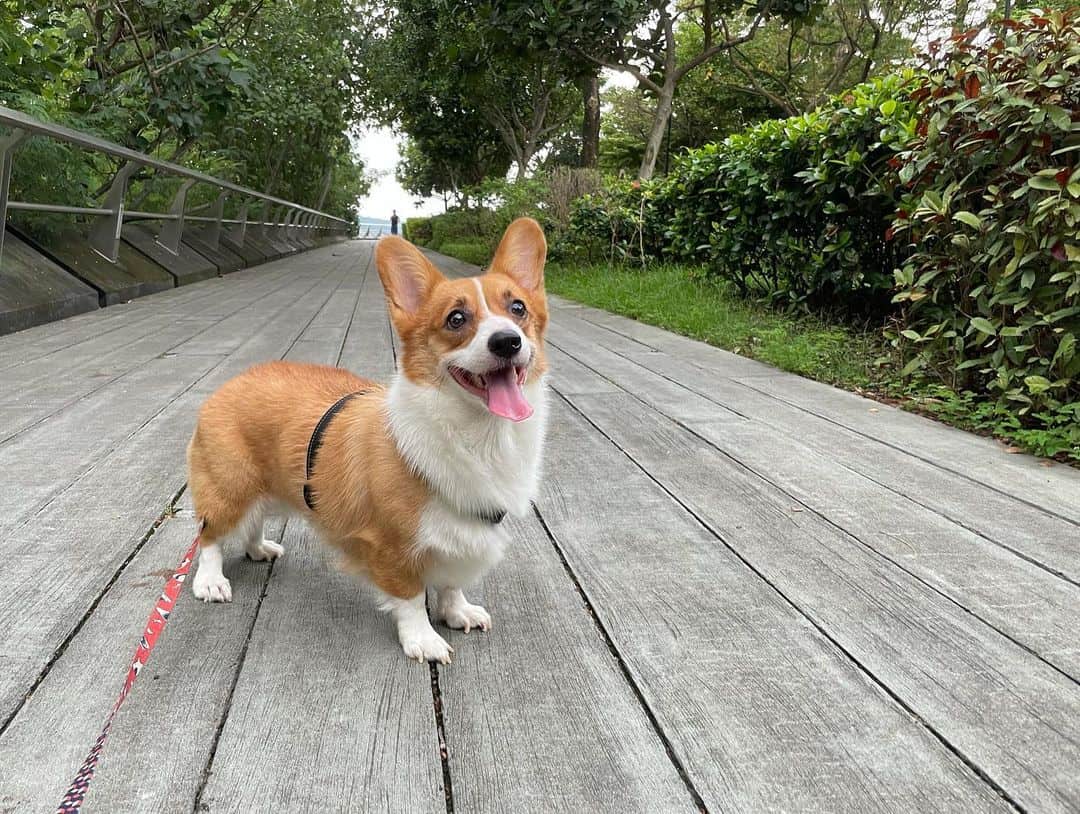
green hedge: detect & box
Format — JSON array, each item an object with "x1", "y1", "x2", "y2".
[
  {"x1": 438, "y1": 241, "x2": 492, "y2": 267},
  {"x1": 430, "y1": 209, "x2": 499, "y2": 252},
  {"x1": 404, "y1": 216, "x2": 432, "y2": 245},
  {"x1": 653, "y1": 73, "x2": 917, "y2": 315},
  {"x1": 567, "y1": 11, "x2": 1078, "y2": 438},
  {"x1": 890, "y1": 10, "x2": 1080, "y2": 417}
]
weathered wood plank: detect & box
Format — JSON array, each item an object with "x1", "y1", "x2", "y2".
[
  {"x1": 438, "y1": 510, "x2": 694, "y2": 812},
  {"x1": 0, "y1": 262, "x2": 339, "y2": 541},
  {"x1": 548, "y1": 308, "x2": 1080, "y2": 584},
  {"x1": 194, "y1": 518, "x2": 444, "y2": 813},
  {"x1": 0, "y1": 262, "x2": 293, "y2": 404},
  {"x1": 338, "y1": 249, "x2": 398, "y2": 381},
  {"x1": 0, "y1": 261, "x2": 288, "y2": 368},
  {"x1": 560, "y1": 388, "x2": 1080, "y2": 812},
  {"x1": 532, "y1": 399, "x2": 1006, "y2": 812},
  {"x1": 686, "y1": 416, "x2": 1080, "y2": 680},
  {"x1": 737, "y1": 372, "x2": 1080, "y2": 523},
  {"x1": 543, "y1": 323, "x2": 1080, "y2": 680},
  {"x1": 0, "y1": 499, "x2": 271, "y2": 813},
  {"x1": 553, "y1": 301, "x2": 1080, "y2": 523},
  {"x1": 0, "y1": 245, "x2": 377, "y2": 811},
  {"x1": 0, "y1": 259, "x2": 354, "y2": 725}
]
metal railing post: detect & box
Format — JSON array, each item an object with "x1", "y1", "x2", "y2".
[
  {"x1": 89, "y1": 160, "x2": 139, "y2": 262},
  {"x1": 254, "y1": 202, "x2": 271, "y2": 238},
  {"x1": 157, "y1": 178, "x2": 196, "y2": 255},
  {"x1": 206, "y1": 192, "x2": 226, "y2": 249},
  {"x1": 230, "y1": 201, "x2": 249, "y2": 245},
  {"x1": 0, "y1": 128, "x2": 28, "y2": 274}
]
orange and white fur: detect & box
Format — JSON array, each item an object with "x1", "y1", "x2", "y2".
[{"x1": 186, "y1": 218, "x2": 549, "y2": 662}]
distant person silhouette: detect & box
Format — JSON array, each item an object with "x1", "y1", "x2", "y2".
[{"x1": 390, "y1": 209, "x2": 399, "y2": 236}]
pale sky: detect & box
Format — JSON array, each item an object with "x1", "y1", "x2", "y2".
[
  {"x1": 352, "y1": 125, "x2": 444, "y2": 222},
  {"x1": 351, "y1": 71, "x2": 634, "y2": 222}
]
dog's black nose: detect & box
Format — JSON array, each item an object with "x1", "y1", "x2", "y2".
[{"x1": 488, "y1": 330, "x2": 522, "y2": 359}]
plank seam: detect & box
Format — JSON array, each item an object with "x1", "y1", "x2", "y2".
[
  {"x1": 429, "y1": 661, "x2": 455, "y2": 814},
  {"x1": 190, "y1": 555, "x2": 278, "y2": 813},
  {"x1": 530, "y1": 503, "x2": 710, "y2": 814},
  {"x1": 556, "y1": 309, "x2": 1079, "y2": 528},
  {"x1": 0, "y1": 484, "x2": 187, "y2": 737},
  {"x1": 559, "y1": 336, "x2": 1080, "y2": 588},
  {"x1": 550, "y1": 387, "x2": 1026, "y2": 814},
  {"x1": 0, "y1": 256, "x2": 354, "y2": 746},
  {"x1": 5, "y1": 256, "x2": 342, "y2": 519},
  {"x1": 551, "y1": 337, "x2": 1080, "y2": 683},
  {"x1": 0, "y1": 264, "x2": 326, "y2": 448},
  {"x1": 334, "y1": 243, "x2": 373, "y2": 367},
  {"x1": 731, "y1": 377, "x2": 1080, "y2": 528}
]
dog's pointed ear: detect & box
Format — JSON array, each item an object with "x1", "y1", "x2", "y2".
[
  {"x1": 489, "y1": 217, "x2": 546, "y2": 292},
  {"x1": 376, "y1": 237, "x2": 446, "y2": 320}
]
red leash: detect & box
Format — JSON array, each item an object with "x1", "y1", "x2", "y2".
[{"x1": 56, "y1": 535, "x2": 200, "y2": 814}]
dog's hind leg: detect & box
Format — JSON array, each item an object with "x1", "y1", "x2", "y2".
[{"x1": 242, "y1": 498, "x2": 285, "y2": 562}]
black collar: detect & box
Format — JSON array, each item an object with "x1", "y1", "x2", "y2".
[{"x1": 303, "y1": 390, "x2": 506, "y2": 525}]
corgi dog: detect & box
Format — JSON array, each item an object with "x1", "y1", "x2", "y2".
[{"x1": 186, "y1": 218, "x2": 549, "y2": 663}]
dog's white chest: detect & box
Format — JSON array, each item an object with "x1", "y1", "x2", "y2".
[{"x1": 417, "y1": 500, "x2": 508, "y2": 588}]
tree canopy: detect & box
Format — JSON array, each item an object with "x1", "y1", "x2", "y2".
[{"x1": 1, "y1": 0, "x2": 369, "y2": 221}]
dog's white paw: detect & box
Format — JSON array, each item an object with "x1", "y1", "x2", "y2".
[
  {"x1": 441, "y1": 601, "x2": 491, "y2": 634},
  {"x1": 245, "y1": 538, "x2": 284, "y2": 562},
  {"x1": 192, "y1": 569, "x2": 232, "y2": 603},
  {"x1": 400, "y1": 628, "x2": 454, "y2": 664}
]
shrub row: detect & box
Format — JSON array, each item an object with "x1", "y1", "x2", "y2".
[
  {"x1": 655, "y1": 73, "x2": 917, "y2": 316},
  {"x1": 573, "y1": 10, "x2": 1079, "y2": 420},
  {"x1": 890, "y1": 12, "x2": 1080, "y2": 415},
  {"x1": 406, "y1": 168, "x2": 602, "y2": 259}
]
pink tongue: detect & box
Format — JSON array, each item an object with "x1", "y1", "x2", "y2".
[{"x1": 485, "y1": 367, "x2": 533, "y2": 421}]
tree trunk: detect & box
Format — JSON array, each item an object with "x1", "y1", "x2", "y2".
[
  {"x1": 638, "y1": 81, "x2": 676, "y2": 180},
  {"x1": 579, "y1": 73, "x2": 600, "y2": 168}
]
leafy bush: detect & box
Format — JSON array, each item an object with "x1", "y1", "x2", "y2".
[
  {"x1": 438, "y1": 241, "x2": 492, "y2": 267},
  {"x1": 414, "y1": 168, "x2": 602, "y2": 259},
  {"x1": 657, "y1": 73, "x2": 917, "y2": 315},
  {"x1": 570, "y1": 178, "x2": 667, "y2": 264},
  {"x1": 430, "y1": 208, "x2": 500, "y2": 252},
  {"x1": 890, "y1": 10, "x2": 1080, "y2": 416},
  {"x1": 404, "y1": 217, "x2": 432, "y2": 245}
]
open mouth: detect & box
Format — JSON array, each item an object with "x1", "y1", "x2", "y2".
[{"x1": 449, "y1": 364, "x2": 532, "y2": 421}]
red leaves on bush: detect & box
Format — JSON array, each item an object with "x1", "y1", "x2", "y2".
[{"x1": 963, "y1": 73, "x2": 981, "y2": 99}]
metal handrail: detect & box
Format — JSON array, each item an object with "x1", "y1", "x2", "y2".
[{"x1": 0, "y1": 105, "x2": 351, "y2": 270}]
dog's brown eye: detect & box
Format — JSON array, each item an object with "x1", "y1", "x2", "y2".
[
  {"x1": 509, "y1": 299, "x2": 527, "y2": 318},
  {"x1": 446, "y1": 309, "x2": 468, "y2": 330}
]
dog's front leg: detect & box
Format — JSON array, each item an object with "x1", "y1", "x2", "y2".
[
  {"x1": 435, "y1": 588, "x2": 491, "y2": 633},
  {"x1": 382, "y1": 592, "x2": 454, "y2": 664}
]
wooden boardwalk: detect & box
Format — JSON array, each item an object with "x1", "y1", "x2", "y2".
[{"x1": 0, "y1": 239, "x2": 1078, "y2": 813}]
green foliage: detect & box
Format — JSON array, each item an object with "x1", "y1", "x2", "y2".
[
  {"x1": 2, "y1": 1, "x2": 367, "y2": 225},
  {"x1": 404, "y1": 217, "x2": 433, "y2": 246},
  {"x1": 570, "y1": 179, "x2": 666, "y2": 264},
  {"x1": 655, "y1": 73, "x2": 918, "y2": 314},
  {"x1": 549, "y1": 260, "x2": 1079, "y2": 462},
  {"x1": 439, "y1": 241, "x2": 494, "y2": 267},
  {"x1": 890, "y1": 10, "x2": 1080, "y2": 415},
  {"x1": 429, "y1": 209, "x2": 500, "y2": 252},
  {"x1": 547, "y1": 261, "x2": 881, "y2": 386},
  {"x1": 419, "y1": 168, "x2": 603, "y2": 259}
]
